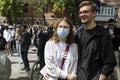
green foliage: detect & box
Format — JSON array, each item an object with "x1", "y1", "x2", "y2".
[
  {"x1": 22, "y1": 0, "x2": 48, "y2": 15},
  {"x1": 0, "y1": 0, "x2": 24, "y2": 18},
  {"x1": 21, "y1": 0, "x2": 49, "y2": 25},
  {"x1": 51, "y1": 0, "x2": 76, "y2": 15}
]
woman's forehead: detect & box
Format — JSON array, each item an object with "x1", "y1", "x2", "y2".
[{"x1": 59, "y1": 20, "x2": 69, "y2": 26}]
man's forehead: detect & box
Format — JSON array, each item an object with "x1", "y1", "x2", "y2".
[{"x1": 79, "y1": 5, "x2": 91, "y2": 11}]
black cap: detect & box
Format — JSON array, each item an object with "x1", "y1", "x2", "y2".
[{"x1": 108, "y1": 18, "x2": 115, "y2": 23}]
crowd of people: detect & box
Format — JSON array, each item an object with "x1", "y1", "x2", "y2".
[
  {"x1": 0, "y1": 22, "x2": 54, "y2": 71},
  {"x1": 0, "y1": 1, "x2": 120, "y2": 80}
]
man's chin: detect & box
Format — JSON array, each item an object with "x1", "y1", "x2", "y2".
[{"x1": 80, "y1": 20, "x2": 86, "y2": 23}]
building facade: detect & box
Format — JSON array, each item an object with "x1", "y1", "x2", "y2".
[
  {"x1": 12, "y1": 1, "x2": 120, "y2": 25},
  {"x1": 13, "y1": 3, "x2": 56, "y2": 25},
  {"x1": 95, "y1": 0, "x2": 120, "y2": 25}
]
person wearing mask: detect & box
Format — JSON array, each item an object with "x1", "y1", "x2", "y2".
[
  {"x1": 75, "y1": 1, "x2": 116, "y2": 80},
  {"x1": 3, "y1": 24, "x2": 12, "y2": 56},
  {"x1": 40, "y1": 17, "x2": 78, "y2": 80},
  {"x1": 20, "y1": 25, "x2": 31, "y2": 71}
]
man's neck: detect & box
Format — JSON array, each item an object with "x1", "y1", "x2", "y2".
[{"x1": 85, "y1": 22, "x2": 96, "y2": 30}]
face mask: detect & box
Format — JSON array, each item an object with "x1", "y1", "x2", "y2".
[{"x1": 57, "y1": 28, "x2": 69, "y2": 38}]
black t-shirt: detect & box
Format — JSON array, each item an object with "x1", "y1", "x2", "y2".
[{"x1": 80, "y1": 26, "x2": 99, "y2": 52}]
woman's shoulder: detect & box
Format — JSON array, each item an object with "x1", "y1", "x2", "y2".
[
  {"x1": 46, "y1": 39, "x2": 55, "y2": 45},
  {"x1": 70, "y1": 42, "x2": 78, "y2": 47}
]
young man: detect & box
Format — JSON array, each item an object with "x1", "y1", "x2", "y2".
[
  {"x1": 20, "y1": 25, "x2": 31, "y2": 71},
  {"x1": 76, "y1": 1, "x2": 116, "y2": 80},
  {"x1": 106, "y1": 18, "x2": 120, "y2": 80}
]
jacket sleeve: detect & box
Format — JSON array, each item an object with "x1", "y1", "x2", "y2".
[
  {"x1": 69, "y1": 43, "x2": 78, "y2": 74},
  {"x1": 101, "y1": 30, "x2": 117, "y2": 77},
  {"x1": 44, "y1": 40, "x2": 67, "y2": 79}
]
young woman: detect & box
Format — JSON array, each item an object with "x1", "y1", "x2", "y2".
[{"x1": 41, "y1": 17, "x2": 78, "y2": 80}]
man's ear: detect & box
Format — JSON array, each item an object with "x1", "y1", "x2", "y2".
[{"x1": 92, "y1": 11, "x2": 97, "y2": 17}]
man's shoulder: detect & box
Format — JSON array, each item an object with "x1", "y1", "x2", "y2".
[{"x1": 96, "y1": 24, "x2": 109, "y2": 33}]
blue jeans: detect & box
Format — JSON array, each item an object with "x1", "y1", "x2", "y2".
[{"x1": 16, "y1": 41, "x2": 22, "y2": 59}]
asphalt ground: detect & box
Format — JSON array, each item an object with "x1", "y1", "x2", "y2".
[{"x1": 7, "y1": 46, "x2": 37, "y2": 80}]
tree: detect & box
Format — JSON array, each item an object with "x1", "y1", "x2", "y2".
[
  {"x1": 51, "y1": 0, "x2": 100, "y2": 25},
  {"x1": 51, "y1": 0, "x2": 78, "y2": 25},
  {"x1": 21, "y1": 0, "x2": 49, "y2": 25},
  {"x1": 0, "y1": 0, "x2": 25, "y2": 24}
]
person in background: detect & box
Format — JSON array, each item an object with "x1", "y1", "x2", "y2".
[
  {"x1": 9, "y1": 25, "x2": 15, "y2": 53},
  {"x1": 0, "y1": 24, "x2": 4, "y2": 37},
  {"x1": 26, "y1": 25, "x2": 33, "y2": 39},
  {"x1": 107, "y1": 18, "x2": 120, "y2": 51},
  {"x1": 47, "y1": 25, "x2": 53, "y2": 39},
  {"x1": 34, "y1": 25, "x2": 48, "y2": 69},
  {"x1": 20, "y1": 25, "x2": 31, "y2": 71},
  {"x1": 41, "y1": 17, "x2": 78, "y2": 80},
  {"x1": 0, "y1": 32, "x2": 6, "y2": 51},
  {"x1": 15, "y1": 26, "x2": 23, "y2": 64},
  {"x1": 3, "y1": 24, "x2": 13, "y2": 56},
  {"x1": 106, "y1": 18, "x2": 120, "y2": 80},
  {"x1": 76, "y1": 1, "x2": 116, "y2": 80}
]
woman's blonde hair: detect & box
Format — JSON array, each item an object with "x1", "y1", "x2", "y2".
[{"x1": 51, "y1": 17, "x2": 74, "y2": 45}]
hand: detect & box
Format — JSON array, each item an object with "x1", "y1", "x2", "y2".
[
  {"x1": 99, "y1": 74, "x2": 106, "y2": 80},
  {"x1": 43, "y1": 73, "x2": 49, "y2": 80},
  {"x1": 67, "y1": 74, "x2": 77, "y2": 80},
  {"x1": 111, "y1": 35, "x2": 115, "y2": 38}
]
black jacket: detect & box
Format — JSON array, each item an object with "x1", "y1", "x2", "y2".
[
  {"x1": 20, "y1": 32, "x2": 31, "y2": 52},
  {"x1": 106, "y1": 27, "x2": 120, "y2": 50},
  {"x1": 0, "y1": 36, "x2": 6, "y2": 50},
  {"x1": 76, "y1": 24, "x2": 116, "y2": 80},
  {"x1": 34, "y1": 29, "x2": 48, "y2": 48}
]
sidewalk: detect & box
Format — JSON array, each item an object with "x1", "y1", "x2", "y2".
[{"x1": 8, "y1": 46, "x2": 37, "y2": 80}]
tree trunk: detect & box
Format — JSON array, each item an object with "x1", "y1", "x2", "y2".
[{"x1": 42, "y1": 14, "x2": 46, "y2": 25}]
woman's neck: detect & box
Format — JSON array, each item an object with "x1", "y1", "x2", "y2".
[{"x1": 59, "y1": 37, "x2": 67, "y2": 42}]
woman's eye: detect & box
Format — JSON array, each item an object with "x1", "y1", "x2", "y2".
[
  {"x1": 58, "y1": 26, "x2": 62, "y2": 28},
  {"x1": 58, "y1": 25, "x2": 69, "y2": 28}
]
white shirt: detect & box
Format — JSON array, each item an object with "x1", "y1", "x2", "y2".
[
  {"x1": 109, "y1": 28, "x2": 114, "y2": 35},
  {"x1": 3, "y1": 29, "x2": 12, "y2": 42},
  {"x1": 44, "y1": 40, "x2": 78, "y2": 79},
  {"x1": 10, "y1": 29, "x2": 15, "y2": 41}
]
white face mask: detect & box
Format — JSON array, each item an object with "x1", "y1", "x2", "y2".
[{"x1": 57, "y1": 28, "x2": 69, "y2": 38}]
